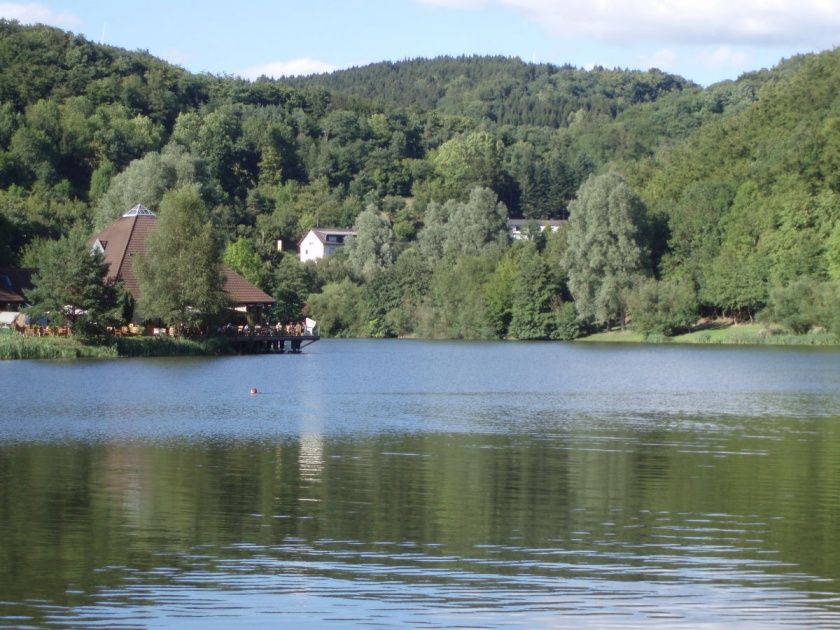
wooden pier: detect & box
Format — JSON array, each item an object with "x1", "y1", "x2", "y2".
[{"x1": 225, "y1": 332, "x2": 320, "y2": 354}]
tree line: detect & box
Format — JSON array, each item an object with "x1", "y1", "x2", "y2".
[{"x1": 3, "y1": 20, "x2": 840, "y2": 339}]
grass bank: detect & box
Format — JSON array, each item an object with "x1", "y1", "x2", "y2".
[
  {"x1": 579, "y1": 322, "x2": 840, "y2": 347},
  {"x1": 0, "y1": 330, "x2": 234, "y2": 360}
]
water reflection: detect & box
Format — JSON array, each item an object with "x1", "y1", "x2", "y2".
[
  {"x1": 1, "y1": 341, "x2": 840, "y2": 626},
  {"x1": 299, "y1": 433, "x2": 324, "y2": 484},
  {"x1": 1, "y1": 424, "x2": 839, "y2": 627}
]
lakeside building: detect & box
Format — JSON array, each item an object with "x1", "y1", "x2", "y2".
[
  {"x1": 0, "y1": 268, "x2": 34, "y2": 328},
  {"x1": 298, "y1": 228, "x2": 357, "y2": 263},
  {"x1": 507, "y1": 219, "x2": 566, "y2": 241},
  {"x1": 0, "y1": 268, "x2": 34, "y2": 311},
  {"x1": 91, "y1": 204, "x2": 275, "y2": 320}
]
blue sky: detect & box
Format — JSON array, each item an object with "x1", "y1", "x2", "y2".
[{"x1": 2, "y1": 0, "x2": 839, "y2": 85}]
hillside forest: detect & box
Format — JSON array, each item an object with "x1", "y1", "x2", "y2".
[{"x1": 3, "y1": 20, "x2": 840, "y2": 339}]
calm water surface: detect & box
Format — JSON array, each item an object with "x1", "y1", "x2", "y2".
[{"x1": 1, "y1": 340, "x2": 840, "y2": 627}]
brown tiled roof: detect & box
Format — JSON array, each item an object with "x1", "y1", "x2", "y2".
[
  {"x1": 90, "y1": 214, "x2": 274, "y2": 306},
  {"x1": 221, "y1": 268, "x2": 274, "y2": 305},
  {"x1": 91, "y1": 214, "x2": 157, "y2": 298},
  {"x1": 0, "y1": 268, "x2": 34, "y2": 304}
]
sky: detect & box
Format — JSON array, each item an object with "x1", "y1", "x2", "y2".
[{"x1": 1, "y1": 0, "x2": 839, "y2": 86}]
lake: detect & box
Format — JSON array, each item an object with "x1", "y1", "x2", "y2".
[{"x1": 1, "y1": 339, "x2": 840, "y2": 627}]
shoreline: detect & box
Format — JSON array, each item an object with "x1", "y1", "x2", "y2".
[
  {"x1": 0, "y1": 334, "x2": 235, "y2": 361},
  {"x1": 577, "y1": 323, "x2": 840, "y2": 347},
  {"x1": 3, "y1": 322, "x2": 839, "y2": 361}
]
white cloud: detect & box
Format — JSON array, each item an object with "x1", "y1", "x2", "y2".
[
  {"x1": 493, "y1": 0, "x2": 840, "y2": 47},
  {"x1": 637, "y1": 48, "x2": 677, "y2": 71},
  {"x1": 0, "y1": 2, "x2": 80, "y2": 29},
  {"x1": 697, "y1": 46, "x2": 750, "y2": 67},
  {"x1": 240, "y1": 58, "x2": 339, "y2": 80}
]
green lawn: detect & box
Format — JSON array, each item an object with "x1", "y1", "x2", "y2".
[
  {"x1": 578, "y1": 322, "x2": 840, "y2": 347},
  {"x1": 577, "y1": 329, "x2": 646, "y2": 343}
]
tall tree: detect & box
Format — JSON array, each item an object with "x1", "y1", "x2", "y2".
[
  {"x1": 445, "y1": 187, "x2": 509, "y2": 259},
  {"x1": 564, "y1": 173, "x2": 650, "y2": 329},
  {"x1": 509, "y1": 242, "x2": 557, "y2": 339},
  {"x1": 25, "y1": 226, "x2": 121, "y2": 336},
  {"x1": 345, "y1": 204, "x2": 396, "y2": 279},
  {"x1": 134, "y1": 186, "x2": 227, "y2": 333}
]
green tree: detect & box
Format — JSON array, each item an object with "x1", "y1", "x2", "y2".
[
  {"x1": 824, "y1": 221, "x2": 840, "y2": 281},
  {"x1": 272, "y1": 254, "x2": 318, "y2": 323},
  {"x1": 422, "y1": 250, "x2": 499, "y2": 339},
  {"x1": 25, "y1": 227, "x2": 121, "y2": 336},
  {"x1": 134, "y1": 186, "x2": 227, "y2": 333},
  {"x1": 508, "y1": 242, "x2": 557, "y2": 339},
  {"x1": 564, "y1": 173, "x2": 650, "y2": 329},
  {"x1": 627, "y1": 276, "x2": 698, "y2": 337},
  {"x1": 483, "y1": 250, "x2": 517, "y2": 337},
  {"x1": 305, "y1": 278, "x2": 363, "y2": 337},
  {"x1": 432, "y1": 131, "x2": 504, "y2": 199},
  {"x1": 345, "y1": 204, "x2": 396, "y2": 278},
  {"x1": 94, "y1": 145, "x2": 219, "y2": 228},
  {"x1": 701, "y1": 246, "x2": 768, "y2": 318},
  {"x1": 761, "y1": 278, "x2": 821, "y2": 334},
  {"x1": 445, "y1": 187, "x2": 509, "y2": 259},
  {"x1": 223, "y1": 237, "x2": 270, "y2": 289}
]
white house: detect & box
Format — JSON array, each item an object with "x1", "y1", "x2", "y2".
[
  {"x1": 507, "y1": 219, "x2": 566, "y2": 241},
  {"x1": 298, "y1": 228, "x2": 357, "y2": 263}
]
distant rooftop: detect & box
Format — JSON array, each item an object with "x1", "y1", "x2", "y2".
[{"x1": 122, "y1": 204, "x2": 155, "y2": 218}]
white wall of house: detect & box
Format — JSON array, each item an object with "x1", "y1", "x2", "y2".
[
  {"x1": 299, "y1": 229, "x2": 355, "y2": 262},
  {"x1": 299, "y1": 231, "x2": 326, "y2": 262},
  {"x1": 507, "y1": 220, "x2": 565, "y2": 241}
]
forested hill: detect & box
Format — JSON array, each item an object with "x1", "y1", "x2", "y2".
[
  {"x1": 3, "y1": 19, "x2": 840, "y2": 341},
  {"x1": 627, "y1": 47, "x2": 840, "y2": 317},
  {"x1": 284, "y1": 55, "x2": 697, "y2": 128}
]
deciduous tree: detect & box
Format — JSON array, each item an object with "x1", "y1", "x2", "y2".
[
  {"x1": 25, "y1": 226, "x2": 121, "y2": 336},
  {"x1": 134, "y1": 186, "x2": 227, "y2": 333},
  {"x1": 564, "y1": 173, "x2": 650, "y2": 329}
]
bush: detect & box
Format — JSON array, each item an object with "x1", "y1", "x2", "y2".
[
  {"x1": 627, "y1": 277, "x2": 698, "y2": 337},
  {"x1": 762, "y1": 278, "x2": 840, "y2": 335},
  {"x1": 550, "y1": 302, "x2": 582, "y2": 340}
]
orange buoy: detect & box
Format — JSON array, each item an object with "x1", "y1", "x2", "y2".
[{"x1": 250, "y1": 387, "x2": 258, "y2": 395}]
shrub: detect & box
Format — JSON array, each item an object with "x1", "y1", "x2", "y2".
[
  {"x1": 627, "y1": 277, "x2": 698, "y2": 337},
  {"x1": 551, "y1": 302, "x2": 582, "y2": 340}
]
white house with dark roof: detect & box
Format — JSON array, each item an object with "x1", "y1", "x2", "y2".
[{"x1": 298, "y1": 228, "x2": 357, "y2": 263}]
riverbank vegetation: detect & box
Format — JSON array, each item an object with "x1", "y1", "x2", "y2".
[
  {"x1": 3, "y1": 20, "x2": 840, "y2": 345},
  {"x1": 0, "y1": 329, "x2": 232, "y2": 360},
  {"x1": 582, "y1": 322, "x2": 840, "y2": 346}
]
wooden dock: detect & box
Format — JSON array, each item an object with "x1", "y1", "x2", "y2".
[{"x1": 225, "y1": 332, "x2": 320, "y2": 354}]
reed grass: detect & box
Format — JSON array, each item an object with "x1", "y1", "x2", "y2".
[{"x1": 0, "y1": 330, "x2": 234, "y2": 360}]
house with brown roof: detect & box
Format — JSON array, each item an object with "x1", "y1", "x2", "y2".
[
  {"x1": 298, "y1": 228, "x2": 357, "y2": 263},
  {"x1": 0, "y1": 268, "x2": 34, "y2": 311},
  {"x1": 90, "y1": 204, "x2": 274, "y2": 318}
]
